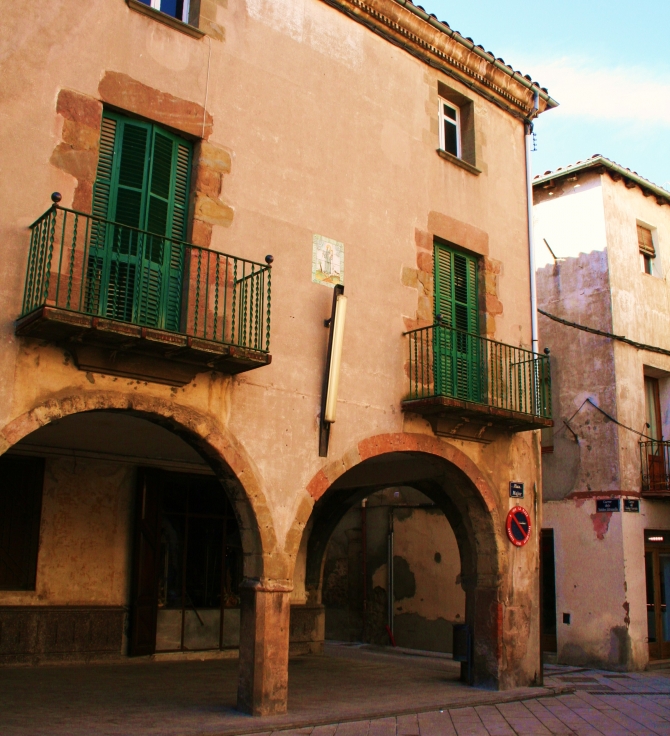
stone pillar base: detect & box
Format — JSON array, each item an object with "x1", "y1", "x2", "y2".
[{"x1": 236, "y1": 580, "x2": 291, "y2": 716}]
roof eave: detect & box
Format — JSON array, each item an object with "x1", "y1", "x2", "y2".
[
  {"x1": 393, "y1": 0, "x2": 558, "y2": 111},
  {"x1": 533, "y1": 157, "x2": 670, "y2": 205}
]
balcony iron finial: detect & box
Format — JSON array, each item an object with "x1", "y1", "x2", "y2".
[
  {"x1": 51, "y1": 192, "x2": 62, "y2": 205},
  {"x1": 265, "y1": 255, "x2": 274, "y2": 266},
  {"x1": 544, "y1": 347, "x2": 550, "y2": 355}
]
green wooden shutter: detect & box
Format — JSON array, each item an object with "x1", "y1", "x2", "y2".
[
  {"x1": 86, "y1": 115, "x2": 118, "y2": 315},
  {"x1": 434, "y1": 244, "x2": 480, "y2": 400},
  {"x1": 89, "y1": 112, "x2": 191, "y2": 330}
]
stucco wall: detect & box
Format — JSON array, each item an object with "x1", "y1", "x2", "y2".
[
  {"x1": 1, "y1": 0, "x2": 537, "y2": 554},
  {"x1": 0, "y1": 0, "x2": 544, "y2": 686},
  {"x1": 0, "y1": 457, "x2": 134, "y2": 607},
  {"x1": 535, "y1": 170, "x2": 670, "y2": 670},
  {"x1": 537, "y1": 250, "x2": 618, "y2": 500}
]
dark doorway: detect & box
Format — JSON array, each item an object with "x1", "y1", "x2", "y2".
[
  {"x1": 129, "y1": 469, "x2": 242, "y2": 655},
  {"x1": 541, "y1": 529, "x2": 557, "y2": 653},
  {"x1": 645, "y1": 529, "x2": 670, "y2": 660}
]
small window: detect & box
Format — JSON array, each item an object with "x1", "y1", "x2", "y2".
[
  {"x1": 439, "y1": 99, "x2": 460, "y2": 158},
  {"x1": 0, "y1": 456, "x2": 44, "y2": 591},
  {"x1": 639, "y1": 224, "x2": 656, "y2": 275},
  {"x1": 138, "y1": 0, "x2": 190, "y2": 22}
]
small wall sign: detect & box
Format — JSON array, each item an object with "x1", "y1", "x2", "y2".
[
  {"x1": 312, "y1": 234, "x2": 344, "y2": 288},
  {"x1": 623, "y1": 499, "x2": 640, "y2": 513},
  {"x1": 509, "y1": 482, "x2": 524, "y2": 499},
  {"x1": 506, "y1": 506, "x2": 532, "y2": 547},
  {"x1": 596, "y1": 499, "x2": 620, "y2": 513}
]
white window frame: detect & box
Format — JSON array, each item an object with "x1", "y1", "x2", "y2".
[
  {"x1": 149, "y1": 0, "x2": 190, "y2": 23},
  {"x1": 438, "y1": 98, "x2": 461, "y2": 159}
]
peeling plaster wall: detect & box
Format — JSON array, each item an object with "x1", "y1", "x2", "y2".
[
  {"x1": 322, "y1": 488, "x2": 465, "y2": 653},
  {"x1": 543, "y1": 500, "x2": 630, "y2": 669},
  {"x1": 535, "y1": 173, "x2": 670, "y2": 671},
  {"x1": 537, "y1": 249, "x2": 619, "y2": 500}
]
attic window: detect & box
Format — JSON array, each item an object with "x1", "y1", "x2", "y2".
[
  {"x1": 435, "y1": 81, "x2": 480, "y2": 176},
  {"x1": 638, "y1": 224, "x2": 656, "y2": 275}
]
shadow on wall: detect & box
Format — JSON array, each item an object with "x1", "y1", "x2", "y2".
[{"x1": 322, "y1": 487, "x2": 465, "y2": 653}]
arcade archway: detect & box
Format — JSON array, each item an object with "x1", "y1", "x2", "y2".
[{"x1": 296, "y1": 441, "x2": 505, "y2": 687}]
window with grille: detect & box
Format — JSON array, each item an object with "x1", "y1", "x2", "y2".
[
  {"x1": 0, "y1": 456, "x2": 44, "y2": 591},
  {"x1": 88, "y1": 111, "x2": 192, "y2": 330},
  {"x1": 638, "y1": 224, "x2": 656, "y2": 275}
]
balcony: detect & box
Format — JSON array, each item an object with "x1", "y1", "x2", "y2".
[
  {"x1": 640, "y1": 441, "x2": 670, "y2": 497},
  {"x1": 16, "y1": 201, "x2": 272, "y2": 386},
  {"x1": 402, "y1": 322, "x2": 552, "y2": 441}
]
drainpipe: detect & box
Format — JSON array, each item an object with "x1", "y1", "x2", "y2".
[{"x1": 525, "y1": 89, "x2": 540, "y2": 355}]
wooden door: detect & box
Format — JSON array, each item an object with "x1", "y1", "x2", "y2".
[
  {"x1": 128, "y1": 470, "x2": 161, "y2": 656},
  {"x1": 541, "y1": 529, "x2": 558, "y2": 653}
]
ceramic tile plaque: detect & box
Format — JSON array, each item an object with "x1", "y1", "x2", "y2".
[{"x1": 312, "y1": 234, "x2": 344, "y2": 288}]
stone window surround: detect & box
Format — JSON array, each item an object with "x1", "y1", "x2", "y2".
[
  {"x1": 126, "y1": 0, "x2": 225, "y2": 42},
  {"x1": 49, "y1": 73, "x2": 232, "y2": 252},
  {"x1": 404, "y1": 213, "x2": 502, "y2": 340},
  {"x1": 436, "y1": 81, "x2": 480, "y2": 176}
]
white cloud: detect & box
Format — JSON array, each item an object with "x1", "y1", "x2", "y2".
[{"x1": 522, "y1": 57, "x2": 670, "y2": 126}]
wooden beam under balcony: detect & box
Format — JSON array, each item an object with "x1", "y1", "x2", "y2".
[
  {"x1": 402, "y1": 395, "x2": 553, "y2": 440},
  {"x1": 16, "y1": 306, "x2": 271, "y2": 387}
]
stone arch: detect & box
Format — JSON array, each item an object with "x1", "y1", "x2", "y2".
[
  {"x1": 291, "y1": 432, "x2": 507, "y2": 687},
  {"x1": 0, "y1": 390, "x2": 280, "y2": 582}
]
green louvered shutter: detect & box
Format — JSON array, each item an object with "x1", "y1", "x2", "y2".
[
  {"x1": 86, "y1": 116, "x2": 118, "y2": 315},
  {"x1": 434, "y1": 244, "x2": 480, "y2": 401},
  {"x1": 89, "y1": 112, "x2": 191, "y2": 330}
]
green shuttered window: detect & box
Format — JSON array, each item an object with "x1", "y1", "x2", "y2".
[
  {"x1": 433, "y1": 243, "x2": 482, "y2": 401},
  {"x1": 87, "y1": 112, "x2": 192, "y2": 330}
]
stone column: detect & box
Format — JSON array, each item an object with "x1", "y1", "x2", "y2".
[
  {"x1": 236, "y1": 579, "x2": 292, "y2": 716},
  {"x1": 472, "y1": 585, "x2": 503, "y2": 688}
]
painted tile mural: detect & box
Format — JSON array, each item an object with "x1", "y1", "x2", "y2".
[{"x1": 312, "y1": 234, "x2": 344, "y2": 288}]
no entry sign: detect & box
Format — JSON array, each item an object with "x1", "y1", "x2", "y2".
[{"x1": 506, "y1": 506, "x2": 531, "y2": 547}]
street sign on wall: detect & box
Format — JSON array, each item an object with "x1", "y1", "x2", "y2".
[
  {"x1": 509, "y1": 482, "x2": 524, "y2": 499},
  {"x1": 596, "y1": 499, "x2": 620, "y2": 513},
  {"x1": 506, "y1": 506, "x2": 531, "y2": 547}
]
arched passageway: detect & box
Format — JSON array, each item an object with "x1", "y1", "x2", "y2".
[
  {"x1": 0, "y1": 400, "x2": 286, "y2": 715},
  {"x1": 297, "y1": 448, "x2": 505, "y2": 688}
]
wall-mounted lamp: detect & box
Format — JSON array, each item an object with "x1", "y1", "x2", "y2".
[{"x1": 319, "y1": 284, "x2": 347, "y2": 456}]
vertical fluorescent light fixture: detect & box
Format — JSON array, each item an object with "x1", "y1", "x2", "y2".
[{"x1": 324, "y1": 293, "x2": 347, "y2": 422}]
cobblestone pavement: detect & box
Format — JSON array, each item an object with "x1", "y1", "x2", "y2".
[{"x1": 248, "y1": 666, "x2": 670, "y2": 736}]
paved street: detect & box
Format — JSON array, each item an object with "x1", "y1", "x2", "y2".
[
  {"x1": 249, "y1": 666, "x2": 670, "y2": 736},
  {"x1": 3, "y1": 649, "x2": 670, "y2": 735}
]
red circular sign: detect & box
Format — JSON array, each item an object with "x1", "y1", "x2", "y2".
[{"x1": 506, "y1": 506, "x2": 532, "y2": 547}]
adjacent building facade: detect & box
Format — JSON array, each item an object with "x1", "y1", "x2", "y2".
[
  {"x1": 535, "y1": 156, "x2": 670, "y2": 670},
  {"x1": 0, "y1": 0, "x2": 554, "y2": 715}
]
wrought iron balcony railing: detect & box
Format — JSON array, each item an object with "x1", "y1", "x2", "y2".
[
  {"x1": 403, "y1": 322, "x2": 552, "y2": 433},
  {"x1": 640, "y1": 441, "x2": 670, "y2": 496},
  {"x1": 17, "y1": 200, "x2": 272, "y2": 384}
]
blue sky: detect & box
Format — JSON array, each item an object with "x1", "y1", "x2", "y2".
[{"x1": 417, "y1": 0, "x2": 670, "y2": 189}]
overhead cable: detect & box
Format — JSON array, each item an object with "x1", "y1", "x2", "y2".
[{"x1": 538, "y1": 308, "x2": 670, "y2": 358}]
